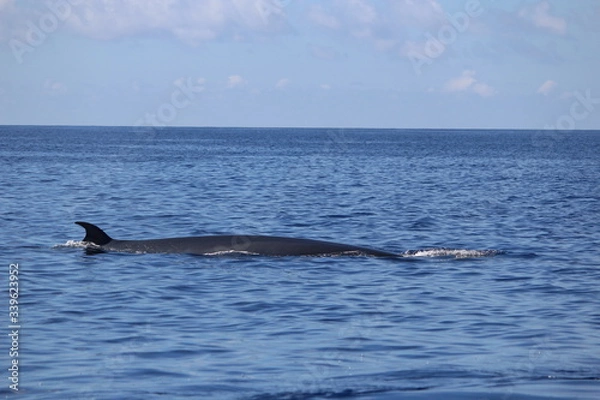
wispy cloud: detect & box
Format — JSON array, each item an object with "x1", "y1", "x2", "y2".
[
  {"x1": 308, "y1": 0, "x2": 444, "y2": 45},
  {"x1": 308, "y1": 0, "x2": 378, "y2": 40},
  {"x1": 275, "y1": 78, "x2": 290, "y2": 89},
  {"x1": 443, "y1": 70, "x2": 495, "y2": 97},
  {"x1": 472, "y1": 82, "x2": 496, "y2": 98},
  {"x1": 537, "y1": 80, "x2": 557, "y2": 95},
  {"x1": 443, "y1": 70, "x2": 477, "y2": 92},
  {"x1": 227, "y1": 75, "x2": 246, "y2": 89},
  {"x1": 304, "y1": 0, "x2": 572, "y2": 70},
  {"x1": 43, "y1": 0, "x2": 291, "y2": 44},
  {"x1": 43, "y1": 79, "x2": 67, "y2": 95},
  {"x1": 518, "y1": 1, "x2": 567, "y2": 35}
]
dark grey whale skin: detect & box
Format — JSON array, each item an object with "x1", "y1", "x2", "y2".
[{"x1": 75, "y1": 222, "x2": 399, "y2": 257}]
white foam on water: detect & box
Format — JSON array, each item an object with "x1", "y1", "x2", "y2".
[
  {"x1": 53, "y1": 240, "x2": 105, "y2": 253},
  {"x1": 53, "y1": 240, "x2": 89, "y2": 249},
  {"x1": 403, "y1": 248, "x2": 501, "y2": 258}
]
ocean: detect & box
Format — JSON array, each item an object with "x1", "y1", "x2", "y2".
[{"x1": 1, "y1": 126, "x2": 599, "y2": 399}]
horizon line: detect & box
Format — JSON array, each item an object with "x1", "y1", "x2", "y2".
[{"x1": 1, "y1": 124, "x2": 598, "y2": 132}]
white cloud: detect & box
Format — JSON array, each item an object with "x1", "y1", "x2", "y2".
[
  {"x1": 307, "y1": 0, "x2": 448, "y2": 57},
  {"x1": 309, "y1": 0, "x2": 444, "y2": 32},
  {"x1": 443, "y1": 70, "x2": 477, "y2": 92},
  {"x1": 537, "y1": 80, "x2": 557, "y2": 95},
  {"x1": 443, "y1": 70, "x2": 495, "y2": 97},
  {"x1": 320, "y1": 84, "x2": 331, "y2": 90},
  {"x1": 43, "y1": 79, "x2": 67, "y2": 95},
  {"x1": 59, "y1": 0, "x2": 289, "y2": 44},
  {"x1": 472, "y1": 82, "x2": 496, "y2": 98},
  {"x1": 519, "y1": 1, "x2": 567, "y2": 35},
  {"x1": 275, "y1": 78, "x2": 290, "y2": 89},
  {"x1": 227, "y1": 75, "x2": 246, "y2": 88}
]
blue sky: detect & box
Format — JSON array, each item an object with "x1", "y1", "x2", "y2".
[{"x1": 1, "y1": 0, "x2": 599, "y2": 129}]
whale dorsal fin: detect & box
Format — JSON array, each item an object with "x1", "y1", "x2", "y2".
[{"x1": 75, "y1": 222, "x2": 113, "y2": 245}]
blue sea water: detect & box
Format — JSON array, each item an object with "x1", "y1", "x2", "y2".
[{"x1": 1, "y1": 126, "x2": 599, "y2": 399}]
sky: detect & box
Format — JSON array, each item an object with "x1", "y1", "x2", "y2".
[{"x1": 0, "y1": 0, "x2": 599, "y2": 129}]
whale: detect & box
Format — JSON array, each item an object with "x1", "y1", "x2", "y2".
[{"x1": 75, "y1": 222, "x2": 400, "y2": 257}]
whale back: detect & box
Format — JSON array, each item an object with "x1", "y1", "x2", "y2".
[{"x1": 74, "y1": 221, "x2": 399, "y2": 257}]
